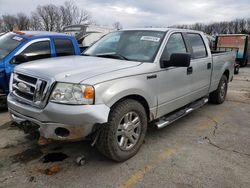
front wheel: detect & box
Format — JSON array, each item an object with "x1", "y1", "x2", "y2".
[
  {"x1": 96, "y1": 99, "x2": 147, "y2": 162},
  {"x1": 209, "y1": 75, "x2": 228, "y2": 104}
]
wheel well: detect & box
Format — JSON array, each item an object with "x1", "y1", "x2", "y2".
[
  {"x1": 111, "y1": 95, "x2": 150, "y2": 120},
  {"x1": 223, "y1": 69, "x2": 229, "y2": 81}
]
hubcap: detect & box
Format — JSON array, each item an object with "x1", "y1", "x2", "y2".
[
  {"x1": 116, "y1": 112, "x2": 141, "y2": 151},
  {"x1": 220, "y1": 81, "x2": 226, "y2": 99}
]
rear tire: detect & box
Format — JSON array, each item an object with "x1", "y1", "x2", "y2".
[
  {"x1": 96, "y1": 99, "x2": 147, "y2": 162},
  {"x1": 234, "y1": 65, "x2": 239, "y2": 75},
  {"x1": 240, "y1": 59, "x2": 248, "y2": 67},
  {"x1": 209, "y1": 75, "x2": 228, "y2": 104}
]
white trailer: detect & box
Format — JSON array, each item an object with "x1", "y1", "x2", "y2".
[{"x1": 63, "y1": 25, "x2": 114, "y2": 51}]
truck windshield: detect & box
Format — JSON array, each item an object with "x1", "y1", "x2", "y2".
[
  {"x1": 0, "y1": 33, "x2": 25, "y2": 60},
  {"x1": 84, "y1": 30, "x2": 165, "y2": 62}
]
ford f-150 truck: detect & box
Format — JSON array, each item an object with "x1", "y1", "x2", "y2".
[
  {"x1": 0, "y1": 31, "x2": 81, "y2": 107},
  {"x1": 8, "y1": 28, "x2": 235, "y2": 162}
]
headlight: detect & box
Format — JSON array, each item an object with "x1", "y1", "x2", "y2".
[{"x1": 50, "y1": 83, "x2": 94, "y2": 105}]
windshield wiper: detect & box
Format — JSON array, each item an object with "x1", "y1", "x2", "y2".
[
  {"x1": 95, "y1": 53, "x2": 130, "y2": 61},
  {"x1": 82, "y1": 53, "x2": 91, "y2": 56}
]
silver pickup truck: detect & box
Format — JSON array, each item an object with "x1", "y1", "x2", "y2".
[{"x1": 8, "y1": 28, "x2": 235, "y2": 161}]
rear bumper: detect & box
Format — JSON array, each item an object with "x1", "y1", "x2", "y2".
[{"x1": 8, "y1": 94, "x2": 110, "y2": 141}]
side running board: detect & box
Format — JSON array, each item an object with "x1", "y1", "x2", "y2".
[{"x1": 155, "y1": 97, "x2": 209, "y2": 129}]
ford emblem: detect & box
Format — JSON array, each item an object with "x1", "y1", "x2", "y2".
[{"x1": 17, "y1": 82, "x2": 30, "y2": 93}]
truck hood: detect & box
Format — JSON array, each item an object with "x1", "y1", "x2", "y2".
[{"x1": 15, "y1": 56, "x2": 142, "y2": 83}]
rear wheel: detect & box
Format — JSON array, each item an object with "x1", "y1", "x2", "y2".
[
  {"x1": 209, "y1": 75, "x2": 228, "y2": 104},
  {"x1": 96, "y1": 99, "x2": 147, "y2": 162}
]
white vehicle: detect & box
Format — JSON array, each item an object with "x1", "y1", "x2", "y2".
[
  {"x1": 63, "y1": 24, "x2": 114, "y2": 51},
  {"x1": 9, "y1": 28, "x2": 235, "y2": 162}
]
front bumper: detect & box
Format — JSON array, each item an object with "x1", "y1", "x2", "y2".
[{"x1": 8, "y1": 94, "x2": 110, "y2": 141}]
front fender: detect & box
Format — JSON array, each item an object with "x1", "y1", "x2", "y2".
[{"x1": 94, "y1": 75, "x2": 158, "y2": 113}]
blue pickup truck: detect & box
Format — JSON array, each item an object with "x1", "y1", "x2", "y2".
[{"x1": 0, "y1": 31, "x2": 81, "y2": 106}]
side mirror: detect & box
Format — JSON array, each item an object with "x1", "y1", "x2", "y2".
[
  {"x1": 161, "y1": 53, "x2": 191, "y2": 68},
  {"x1": 11, "y1": 54, "x2": 29, "y2": 64}
]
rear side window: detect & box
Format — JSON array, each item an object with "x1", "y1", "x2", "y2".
[
  {"x1": 161, "y1": 33, "x2": 187, "y2": 61},
  {"x1": 54, "y1": 39, "x2": 75, "y2": 57},
  {"x1": 20, "y1": 41, "x2": 51, "y2": 61},
  {"x1": 187, "y1": 33, "x2": 207, "y2": 59}
]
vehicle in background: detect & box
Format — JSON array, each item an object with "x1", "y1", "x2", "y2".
[
  {"x1": 215, "y1": 34, "x2": 249, "y2": 67},
  {"x1": 205, "y1": 34, "x2": 216, "y2": 50},
  {"x1": 248, "y1": 37, "x2": 250, "y2": 65},
  {"x1": 63, "y1": 24, "x2": 114, "y2": 52},
  {"x1": 8, "y1": 28, "x2": 234, "y2": 162},
  {"x1": 0, "y1": 31, "x2": 81, "y2": 107}
]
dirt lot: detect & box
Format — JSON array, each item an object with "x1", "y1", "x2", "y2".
[{"x1": 0, "y1": 67, "x2": 250, "y2": 188}]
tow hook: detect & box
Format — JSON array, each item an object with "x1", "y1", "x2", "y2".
[{"x1": 38, "y1": 136, "x2": 53, "y2": 146}]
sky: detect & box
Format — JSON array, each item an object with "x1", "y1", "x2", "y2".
[{"x1": 0, "y1": 0, "x2": 250, "y2": 28}]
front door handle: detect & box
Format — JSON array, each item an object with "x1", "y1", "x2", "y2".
[
  {"x1": 207, "y1": 63, "x2": 212, "y2": 69},
  {"x1": 147, "y1": 74, "x2": 157, "y2": 79},
  {"x1": 187, "y1": 67, "x2": 193, "y2": 75}
]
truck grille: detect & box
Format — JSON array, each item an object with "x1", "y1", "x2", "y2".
[{"x1": 12, "y1": 73, "x2": 49, "y2": 108}]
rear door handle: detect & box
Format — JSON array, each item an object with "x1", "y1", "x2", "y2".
[
  {"x1": 187, "y1": 67, "x2": 193, "y2": 75},
  {"x1": 207, "y1": 63, "x2": 212, "y2": 69}
]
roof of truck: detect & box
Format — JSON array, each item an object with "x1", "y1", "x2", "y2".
[
  {"x1": 11, "y1": 30, "x2": 70, "y2": 39},
  {"x1": 122, "y1": 28, "x2": 203, "y2": 33},
  {"x1": 22, "y1": 31, "x2": 68, "y2": 36}
]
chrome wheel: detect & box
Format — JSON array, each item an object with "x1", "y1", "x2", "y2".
[{"x1": 116, "y1": 111, "x2": 141, "y2": 151}]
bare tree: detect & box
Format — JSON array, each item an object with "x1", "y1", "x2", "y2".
[
  {"x1": 2, "y1": 14, "x2": 17, "y2": 31},
  {"x1": 60, "y1": 1, "x2": 91, "y2": 28},
  {"x1": 30, "y1": 13, "x2": 42, "y2": 31},
  {"x1": 113, "y1": 21, "x2": 123, "y2": 30},
  {"x1": 172, "y1": 18, "x2": 250, "y2": 35},
  {"x1": 0, "y1": 18, "x2": 3, "y2": 32},
  {"x1": 16, "y1": 13, "x2": 30, "y2": 30},
  {"x1": 29, "y1": 1, "x2": 92, "y2": 31},
  {"x1": 31, "y1": 4, "x2": 61, "y2": 31}
]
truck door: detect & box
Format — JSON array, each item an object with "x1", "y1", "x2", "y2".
[
  {"x1": 5, "y1": 39, "x2": 52, "y2": 85},
  {"x1": 53, "y1": 38, "x2": 76, "y2": 57},
  {"x1": 156, "y1": 32, "x2": 192, "y2": 118},
  {"x1": 185, "y1": 33, "x2": 212, "y2": 100}
]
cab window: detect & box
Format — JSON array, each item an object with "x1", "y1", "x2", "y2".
[
  {"x1": 161, "y1": 33, "x2": 187, "y2": 61},
  {"x1": 187, "y1": 33, "x2": 207, "y2": 59},
  {"x1": 20, "y1": 41, "x2": 51, "y2": 61},
  {"x1": 54, "y1": 39, "x2": 75, "y2": 57}
]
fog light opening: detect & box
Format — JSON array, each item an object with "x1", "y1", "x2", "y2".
[{"x1": 55, "y1": 127, "x2": 70, "y2": 137}]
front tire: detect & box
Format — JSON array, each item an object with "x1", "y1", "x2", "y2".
[
  {"x1": 209, "y1": 75, "x2": 228, "y2": 104},
  {"x1": 97, "y1": 99, "x2": 147, "y2": 162}
]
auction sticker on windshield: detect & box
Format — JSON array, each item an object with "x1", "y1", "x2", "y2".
[
  {"x1": 12, "y1": 36, "x2": 23, "y2": 41},
  {"x1": 140, "y1": 36, "x2": 160, "y2": 42}
]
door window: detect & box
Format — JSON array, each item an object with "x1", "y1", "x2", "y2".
[
  {"x1": 187, "y1": 33, "x2": 207, "y2": 58},
  {"x1": 20, "y1": 41, "x2": 51, "y2": 61},
  {"x1": 54, "y1": 39, "x2": 75, "y2": 56},
  {"x1": 161, "y1": 33, "x2": 187, "y2": 61}
]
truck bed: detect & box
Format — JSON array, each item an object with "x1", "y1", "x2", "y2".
[{"x1": 209, "y1": 51, "x2": 235, "y2": 93}]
